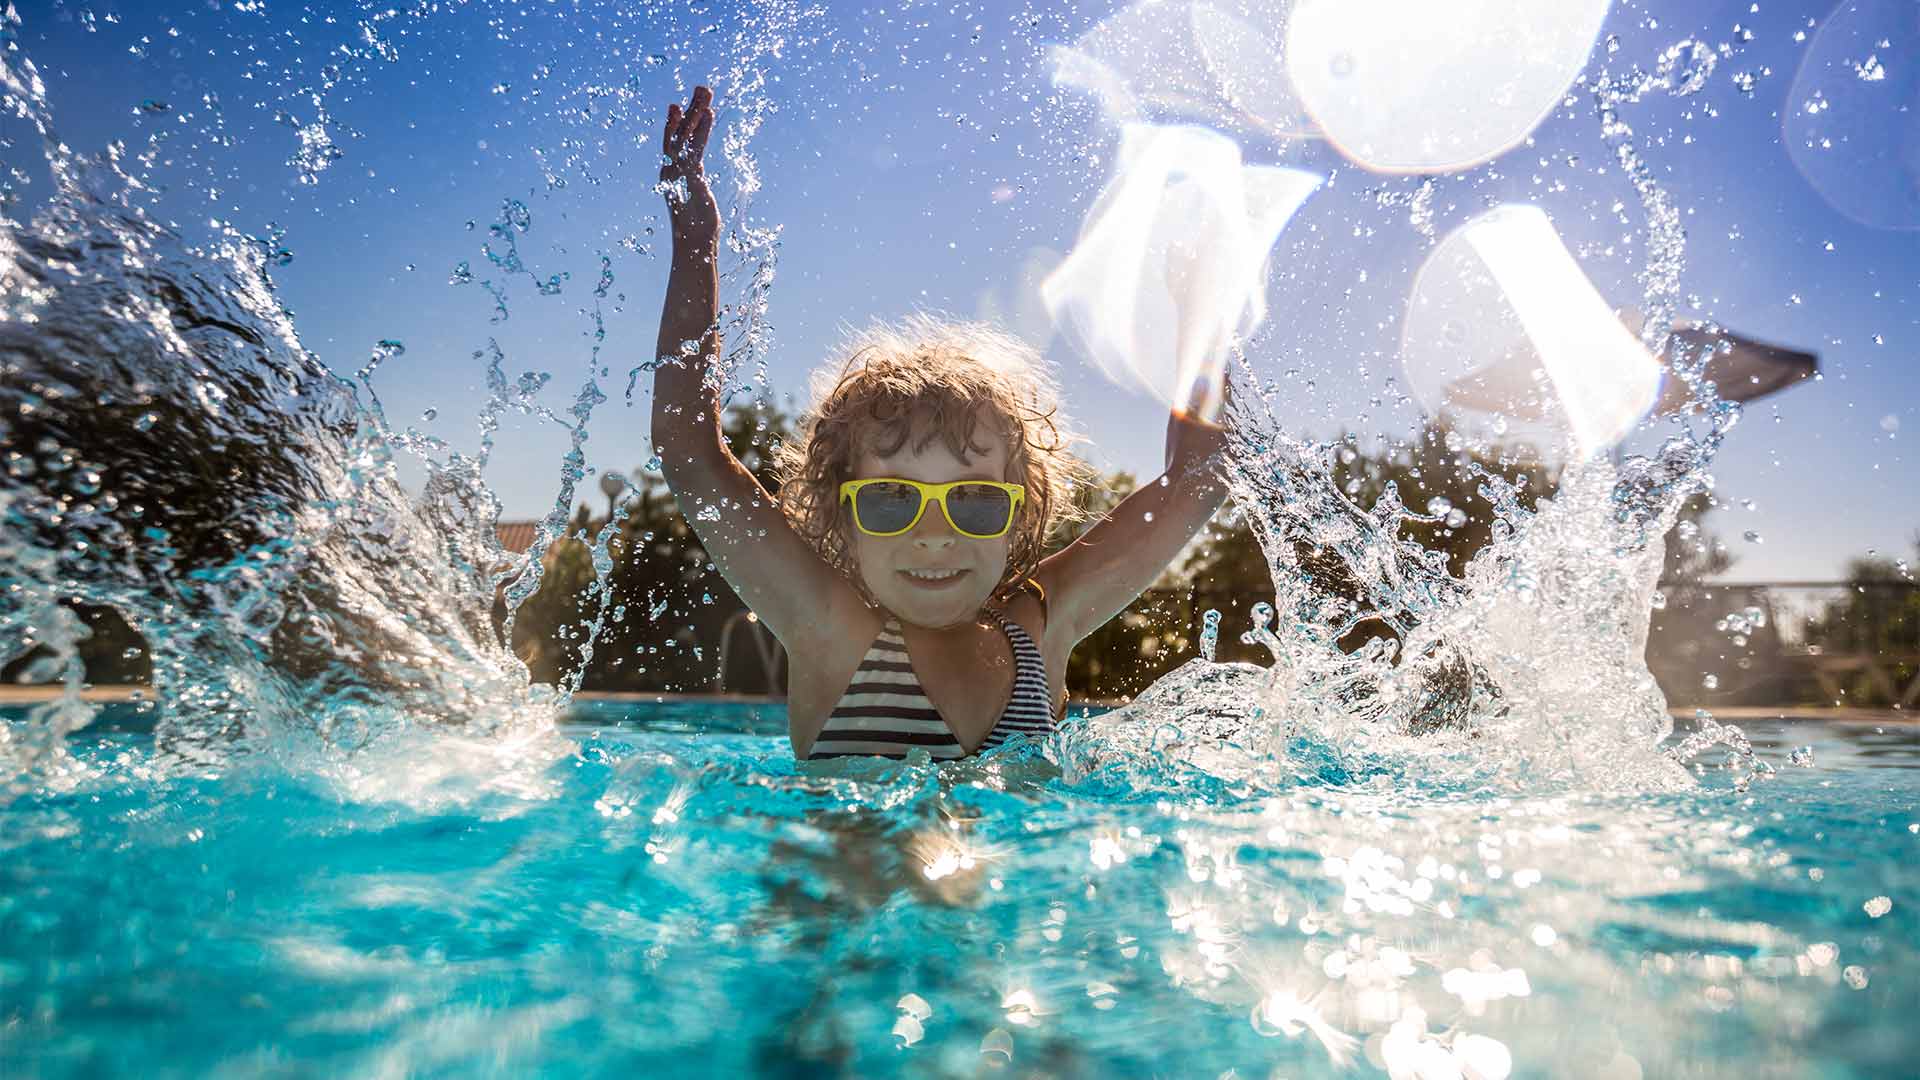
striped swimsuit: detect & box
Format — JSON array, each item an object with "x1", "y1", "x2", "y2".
[{"x1": 807, "y1": 612, "x2": 1056, "y2": 761}]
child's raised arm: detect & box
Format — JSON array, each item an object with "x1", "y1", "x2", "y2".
[
  {"x1": 1034, "y1": 409, "x2": 1230, "y2": 650},
  {"x1": 649, "y1": 86, "x2": 860, "y2": 648}
]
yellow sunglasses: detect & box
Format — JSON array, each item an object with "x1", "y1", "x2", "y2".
[{"x1": 838, "y1": 478, "x2": 1027, "y2": 539}]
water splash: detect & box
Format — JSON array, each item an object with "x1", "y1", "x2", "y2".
[
  {"x1": 1043, "y1": 34, "x2": 1762, "y2": 797},
  {"x1": 0, "y1": 1, "x2": 1765, "y2": 818},
  {"x1": 0, "y1": 15, "x2": 556, "y2": 799},
  {"x1": 0, "y1": 1, "x2": 818, "y2": 802}
]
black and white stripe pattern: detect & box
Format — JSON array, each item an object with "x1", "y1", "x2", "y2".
[
  {"x1": 974, "y1": 617, "x2": 1053, "y2": 752},
  {"x1": 807, "y1": 614, "x2": 1055, "y2": 761}
]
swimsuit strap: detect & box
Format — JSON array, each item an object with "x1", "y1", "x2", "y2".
[{"x1": 974, "y1": 612, "x2": 1057, "y2": 752}]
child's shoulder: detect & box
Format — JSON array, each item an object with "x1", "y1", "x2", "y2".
[{"x1": 995, "y1": 578, "x2": 1050, "y2": 648}]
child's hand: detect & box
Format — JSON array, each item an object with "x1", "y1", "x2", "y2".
[{"x1": 660, "y1": 85, "x2": 719, "y2": 248}]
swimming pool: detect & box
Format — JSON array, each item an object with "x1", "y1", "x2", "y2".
[{"x1": 3, "y1": 702, "x2": 1913, "y2": 1077}]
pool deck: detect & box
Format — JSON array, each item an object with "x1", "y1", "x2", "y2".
[{"x1": 0, "y1": 685, "x2": 1908, "y2": 724}]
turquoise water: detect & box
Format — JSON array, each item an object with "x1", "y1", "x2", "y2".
[{"x1": 3, "y1": 702, "x2": 1914, "y2": 1078}]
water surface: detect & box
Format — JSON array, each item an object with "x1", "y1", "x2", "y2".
[{"x1": 4, "y1": 702, "x2": 1913, "y2": 1078}]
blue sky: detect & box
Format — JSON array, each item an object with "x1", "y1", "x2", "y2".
[{"x1": 6, "y1": 0, "x2": 1915, "y2": 582}]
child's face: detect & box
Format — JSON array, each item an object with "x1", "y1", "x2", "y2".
[{"x1": 847, "y1": 430, "x2": 1015, "y2": 629}]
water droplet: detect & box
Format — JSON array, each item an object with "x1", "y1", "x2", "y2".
[
  {"x1": 1789, "y1": 745, "x2": 1815, "y2": 767},
  {"x1": 1701, "y1": 673, "x2": 1720, "y2": 690},
  {"x1": 1863, "y1": 895, "x2": 1891, "y2": 918},
  {"x1": 1249, "y1": 602, "x2": 1274, "y2": 631},
  {"x1": 1199, "y1": 609, "x2": 1221, "y2": 662},
  {"x1": 1743, "y1": 530, "x2": 1763, "y2": 544}
]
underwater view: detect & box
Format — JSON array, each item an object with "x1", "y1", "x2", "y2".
[{"x1": 2, "y1": 0, "x2": 1916, "y2": 1076}]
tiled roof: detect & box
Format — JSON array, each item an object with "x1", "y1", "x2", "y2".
[{"x1": 495, "y1": 521, "x2": 541, "y2": 554}]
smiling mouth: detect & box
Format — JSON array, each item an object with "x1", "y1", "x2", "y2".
[{"x1": 899, "y1": 568, "x2": 968, "y2": 587}]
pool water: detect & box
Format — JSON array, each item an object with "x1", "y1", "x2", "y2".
[{"x1": 2, "y1": 702, "x2": 1914, "y2": 1078}]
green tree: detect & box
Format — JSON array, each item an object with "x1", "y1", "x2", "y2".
[
  {"x1": 1177, "y1": 423, "x2": 1556, "y2": 653},
  {"x1": 1806, "y1": 541, "x2": 1920, "y2": 654},
  {"x1": 509, "y1": 398, "x2": 793, "y2": 693},
  {"x1": 1798, "y1": 537, "x2": 1920, "y2": 706}
]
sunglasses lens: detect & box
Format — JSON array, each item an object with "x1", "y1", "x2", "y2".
[
  {"x1": 852, "y1": 481, "x2": 923, "y2": 534},
  {"x1": 944, "y1": 483, "x2": 1015, "y2": 537}
]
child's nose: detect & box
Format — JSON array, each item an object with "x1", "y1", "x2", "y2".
[{"x1": 910, "y1": 503, "x2": 957, "y2": 546}]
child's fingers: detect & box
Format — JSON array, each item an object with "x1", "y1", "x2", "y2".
[
  {"x1": 688, "y1": 103, "x2": 715, "y2": 159},
  {"x1": 686, "y1": 86, "x2": 715, "y2": 159},
  {"x1": 662, "y1": 87, "x2": 712, "y2": 164},
  {"x1": 663, "y1": 102, "x2": 683, "y2": 154}
]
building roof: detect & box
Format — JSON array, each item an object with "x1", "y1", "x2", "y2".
[{"x1": 495, "y1": 521, "x2": 542, "y2": 554}]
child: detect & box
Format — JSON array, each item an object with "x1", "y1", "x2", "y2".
[{"x1": 652, "y1": 86, "x2": 1229, "y2": 760}]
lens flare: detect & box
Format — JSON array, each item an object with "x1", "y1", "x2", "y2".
[
  {"x1": 1048, "y1": 0, "x2": 1313, "y2": 139},
  {"x1": 1784, "y1": 0, "x2": 1920, "y2": 230},
  {"x1": 1043, "y1": 123, "x2": 1321, "y2": 424},
  {"x1": 1285, "y1": 0, "x2": 1611, "y2": 173},
  {"x1": 1401, "y1": 204, "x2": 1662, "y2": 456}
]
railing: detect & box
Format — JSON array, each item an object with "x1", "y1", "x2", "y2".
[
  {"x1": 714, "y1": 609, "x2": 785, "y2": 697},
  {"x1": 1651, "y1": 580, "x2": 1918, "y2": 708},
  {"x1": 703, "y1": 580, "x2": 1919, "y2": 708}
]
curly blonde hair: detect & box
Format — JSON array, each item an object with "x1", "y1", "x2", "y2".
[{"x1": 774, "y1": 314, "x2": 1093, "y2": 602}]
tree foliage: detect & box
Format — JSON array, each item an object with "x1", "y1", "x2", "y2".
[
  {"x1": 504, "y1": 399, "x2": 790, "y2": 692},
  {"x1": 28, "y1": 405, "x2": 1793, "y2": 710},
  {"x1": 1806, "y1": 542, "x2": 1919, "y2": 653}
]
